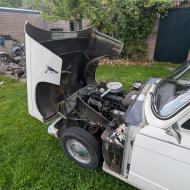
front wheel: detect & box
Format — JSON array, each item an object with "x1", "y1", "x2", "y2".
[{"x1": 60, "y1": 127, "x2": 102, "y2": 169}]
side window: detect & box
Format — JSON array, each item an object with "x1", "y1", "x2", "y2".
[{"x1": 181, "y1": 119, "x2": 190, "y2": 130}]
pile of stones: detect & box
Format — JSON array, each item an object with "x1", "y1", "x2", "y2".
[{"x1": 0, "y1": 59, "x2": 26, "y2": 79}]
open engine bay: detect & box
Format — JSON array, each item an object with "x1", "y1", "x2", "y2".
[
  {"x1": 25, "y1": 22, "x2": 146, "y2": 175},
  {"x1": 58, "y1": 81, "x2": 142, "y2": 173}
]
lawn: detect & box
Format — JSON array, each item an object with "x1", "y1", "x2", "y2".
[{"x1": 0, "y1": 63, "x2": 177, "y2": 190}]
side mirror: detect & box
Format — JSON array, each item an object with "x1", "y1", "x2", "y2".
[{"x1": 166, "y1": 123, "x2": 181, "y2": 144}]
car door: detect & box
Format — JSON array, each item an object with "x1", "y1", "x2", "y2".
[{"x1": 128, "y1": 116, "x2": 190, "y2": 190}]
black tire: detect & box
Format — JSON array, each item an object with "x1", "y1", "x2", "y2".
[{"x1": 61, "y1": 127, "x2": 102, "y2": 169}]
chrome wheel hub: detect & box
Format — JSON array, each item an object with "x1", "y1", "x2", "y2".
[{"x1": 66, "y1": 139, "x2": 91, "y2": 164}]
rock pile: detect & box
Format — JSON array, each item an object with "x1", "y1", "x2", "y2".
[{"x1": 0, "y1": 59, "x2": 26, "y2": 79}]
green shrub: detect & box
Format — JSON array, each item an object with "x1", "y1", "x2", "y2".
[{"x1": 87, "y1": 0, "x2": 171, "y2": 60}]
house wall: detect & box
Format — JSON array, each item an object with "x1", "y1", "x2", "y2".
[
  {"x1": 0, "y1": 10, "x2": 44, "y2": 42},
  {"x1": 46, "y1": 20, "x2": 70, "y2": 31},
  {"x1": 146, "y1": 17, "x2": 160, "y2": 61},
  {"x1": 0, "y1": 7, "x2": 89, "y2": 44}
]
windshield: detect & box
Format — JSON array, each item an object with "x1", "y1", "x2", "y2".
[{"x1": 154, "y1": 62, "x2": 190, "y2": 117}]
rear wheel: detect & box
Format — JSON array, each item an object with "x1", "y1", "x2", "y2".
[{"x1": 61, "y1": 127, "x2": 102, "y2": 169}]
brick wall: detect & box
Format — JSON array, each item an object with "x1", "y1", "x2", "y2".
[
  {"x1": 0, "y1": 8, "x2": 89, "y2": 45},
  {"x1": 0, "y1": 11, "x2": 45, "y2": 42},
  {"x1": 46, "y1": 20, "x2": 70, "y2": 31},
  {"x1": 147, "y1": 17, "x2": 160, "y2": 61},
  {"x1": 82, "y1": 19, "x2": 88, "y2": 29}
]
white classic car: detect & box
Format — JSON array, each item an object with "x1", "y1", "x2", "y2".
[{"x1": 25, "y1": 23, "x2": 190, "y2": 190}]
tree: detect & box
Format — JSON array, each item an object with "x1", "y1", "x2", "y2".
[
  {"x1": 21, "y1": 0, "x2": 171, "y2": 59},
  {"x1": 0, "y1": 0, "x2": 22, "y2": 7},
  {"x1": 84, "y1": 0, "x2": 171, "y2": 59},
  {"x1": 22, "y1": 0, "x2": 40, "y2": 9},
  {"x1": 29, "y1": 0, "x2": 103, "y2": 30}
]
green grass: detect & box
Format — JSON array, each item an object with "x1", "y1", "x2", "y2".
[
  {"x1": 96, "y1": 63, "x2": 177, "y2": 90},
  {"x1": 0, "y1": 63, "x2": 177, "y2": 190}
]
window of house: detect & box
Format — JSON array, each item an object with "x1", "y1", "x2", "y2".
[
  {"x1": 0, "y1": 36, "x2": 4, "y2": 46},
  {"x1": 69, "y1": 19, "x2": 82, "y2": 31},
  {"x1": 70, "y1": 21, "x2": 75, "y2": 31}
]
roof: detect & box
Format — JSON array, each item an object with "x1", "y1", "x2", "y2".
[{"x1": 0, "y1": 7, "x2": 40, "y2": 15}]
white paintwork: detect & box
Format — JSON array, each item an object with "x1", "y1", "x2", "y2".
[
  {"x1": 124, "y1": 83, "x2": 190, "y2": 190},
  {"x1": 102, "y1": 82, "x2": 190, "y2": 190},
  {"x1": 47, "y1": 116, "x2": 63, "y2": 138},
  {"x1": 25, "y1": 31, "x2": 62, "y2": 122},
  {"x1": 128, "y1": 125, "x2": 190, "y2": 190},
  {"x1": 48, "y1": 125, "x2": 58, "y2": 138}
]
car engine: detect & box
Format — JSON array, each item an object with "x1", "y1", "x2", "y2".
[
  {"x1": 79, "y1": 81, "x2": 141, "y2": 122},
  {"x1": 58, "y1": 80, "x2": 142, "y2": 136}
]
